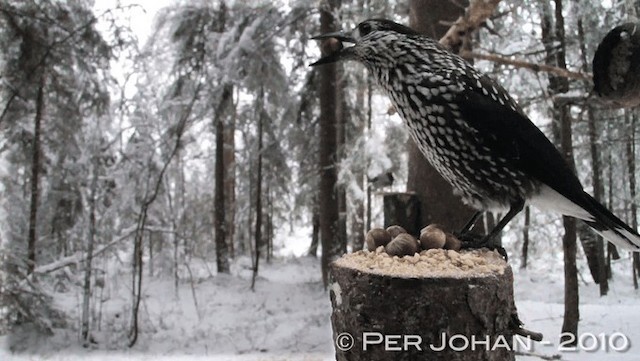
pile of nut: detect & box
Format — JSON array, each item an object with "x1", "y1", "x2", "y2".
[{"x1": 366, "y1": 224, "x2": 462, "y2": 257}]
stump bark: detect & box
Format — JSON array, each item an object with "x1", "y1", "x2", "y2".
[{"x1": 329, "y1": 250, "x2": 517, "y2": 361}]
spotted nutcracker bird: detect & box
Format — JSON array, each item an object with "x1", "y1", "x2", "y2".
[{"x1": 311, "y1": 19, "x2": 640, "y2": 251}]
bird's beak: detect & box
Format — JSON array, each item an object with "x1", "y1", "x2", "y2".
[{"x1": 309, "y1": 31, "x2": 357, "y2": 67}]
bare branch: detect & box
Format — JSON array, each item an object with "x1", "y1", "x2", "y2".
[
  {"x1": 461, "y1": 50, "x2": 591, "y2": 81},
  {"x1": 439, "y1": 0, "x2": 502, "y2": 51}
]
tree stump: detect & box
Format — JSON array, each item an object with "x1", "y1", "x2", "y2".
[
  {"x1": 383, "y1": 192, "x2": 420, "y2": 235},
  {"x1": 329, "y1": 249, "x2": 517, "y2": 361}
]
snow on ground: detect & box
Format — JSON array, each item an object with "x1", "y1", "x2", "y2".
[{"x1": 2, "y1": 233, "x2": 640, "y2": 361}]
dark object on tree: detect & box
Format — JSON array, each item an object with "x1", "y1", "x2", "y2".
[
  {"x1": 329, "y1": 250, "x2": 531, "y2": 360},
  {"x1": 383, "y1": 192, "x2": 420, "y2": 235},
  {"x1": 311, "y1": 19, "x2": 640, "y2": 252},
  {"x1": 593, "y1": 23, "x2": 640, "y2": 107},
  {"x1": 369, "y1": 171, "x2": 394, "y2": 189}
]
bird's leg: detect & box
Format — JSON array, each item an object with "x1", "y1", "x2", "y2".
[
  {"x1": 453, "y1": 211, "x2": 485, "y2": 243},
  {"x1": 459, "y1": 199, "x2": 525, "y2": 259},
  {"x1": 460, "y1": 211, "x2": 483, "y2": 234}
]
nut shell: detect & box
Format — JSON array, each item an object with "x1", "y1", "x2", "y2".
[
  {"x1": 386, "y1": 225, "x2": 407, "y2": 238},
  {"x1": 385, "y1": 233, "x2": 419, "y2": 257},
  {"x1": 444, "y1": 233, "x2": 462, "y2": 251},
  {"x1": 420, "y1": 224, "x2": 445, "y2": 235},
  {"x1": 366, "y1": 228, "x2": 392, "y2": 251},
  {"x1": 420, "y1": 228, "x2": 446, "y2": 250}
]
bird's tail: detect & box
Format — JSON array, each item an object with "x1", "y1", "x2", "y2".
[{"x1": 579, "y1": 192, "x2": 640, "y2": 251}]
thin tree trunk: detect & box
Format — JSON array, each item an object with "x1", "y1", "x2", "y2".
[
  {"x1": 224, "y1": 103, "x2": 236, "y2": 258},
  {"x1": 318, "y1": 0, "x2": 342, "y2": 288},
  {"x1": 521, "y1": 206, "x2": 530, "y2": 269},
  {"x1": 267, "y1": 183, "x2": 273, "y2": 262},
  {"x1": 625, "y1": 111, "x2": 639, "y2": 289},
  {"x1": 549, "y1": 0, "x2": 579, "y2": 344},
  {"x1": 129, "y1": 83, "x2": 200, "y2": 347},
  {"x1": 308, "y1": 207, "x2": 320, "y2": 257},
  {"x1": 215, "y1": 85, "x2": 233, "y2": 274},
  {"x1": 351, "y1": 76, "x2": 366, "y2": 251},
  {"x1": 251, "y1": 82, "x2": 264, "y2": 291},
  {"x1": 27, "y1": 71, "x2": 46, "y2": 274},
  {"x1": 578, "y1": 17, "x2": 607, "y2": 293},
  {"x1": 366, "y1": 79, "x2": 373, "y2": 232},
  {"x1": 336, "y1": 65, "x2": 348, "y2": 253},
  {"x1": 81, "y1": 152, "x2": 99, "y2": 345}
]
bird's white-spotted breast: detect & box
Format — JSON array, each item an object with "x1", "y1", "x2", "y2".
[{"x1": 361, "y1": 32, "x2": 539, "y2": 210}]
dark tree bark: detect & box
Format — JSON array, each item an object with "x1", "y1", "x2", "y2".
[
  {"x1": 214, "y1": 84, "x2": 233, "y2": 274},
  {"x1": 329, "y1": 256, "x2": 517, "y2": 361},
  {"x1": 578, "y1": 17, "x2": 608, "y2": 292},
  {"x1": 224, "y1": 99, "x2": 237, "y2": 258},
  {"x1": 318, "y1": 0, "x2": 343, "y2": 287},
  {"x1": 27, "y1": 71, "x2": 46, "y2": 274},
  {"x1": 251, "y1": 81, "x2": 264, "y2": 291},
  {"x1": 407, "y1": 0, "x2": 482, "y2": 234},
  {"x1": 545, "y1": 0, "x2": 579, "y2": 344},
  {"x1": 308, "y1": 207, "x2": 320, "y2": 257},
  {"x1": 351, "y1": 76, "x2": 366, "y2": 252},
  {"x1": 521, "y1": 206, "x2": 530, "y2": 269},
  {"x1": 81, "y1": 152, "x2": 99, "y2": 344},
  {"x1": 625, "y1": 111, "x2": 640, "y2": 289},
  {"x1": 366, "y1": 79, "x2": 373, "y2": 232},
  {"x1": 336, "y1": 65, "x2": 348, "y2": 253}
]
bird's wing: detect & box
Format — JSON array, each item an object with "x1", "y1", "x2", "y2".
[{"x1": 452, "y1": 72, "x2": 586, "y2": 201}]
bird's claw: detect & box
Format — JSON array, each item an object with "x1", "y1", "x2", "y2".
[{"x1": 455, "y1": 231, "x2": 508, "y2": 261}]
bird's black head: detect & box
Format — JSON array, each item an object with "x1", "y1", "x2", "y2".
[{"x1": 310, "y1": 19, "x2": 419, "y2": 67}]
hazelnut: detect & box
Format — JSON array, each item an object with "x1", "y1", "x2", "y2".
[
  {"x1": 386, "y1": 225, "x2": 407, "y2": 238},
  {"x1": 420, "y1": 228, "x2": 446, "y2": 250},
  {"x1": 366, "y1": 228, "x2": 392, "y2": 251},
  {"x1": 321, "y1": 37, "x2": 343, "y2": 56},
  {"x1": 420, "y1": 224, "x2": 445, "y2": 234},
  {"x1": 444, "y1": 233, "x2": 462, "y2": 251},
  {"x1": 385, "y1": 233, "x2": 419, "y2": 257}
]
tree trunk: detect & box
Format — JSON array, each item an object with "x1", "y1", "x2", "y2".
[
  {"x1": 318, "y1": 0, "x2": 343, "y2": 287},
  {"x1": 81, "y1": 153, "x2": 99, "y2": 345},
  {"x1": 309, "y1": 207, "x2": 320, "y2": 257},
  {"x1": 251, "y1": 80, "x2": 265, "y2": 291},
  {"x1": 366, "y1": 79, "x2": 373, "y2": 233},
  {"x1": 548, "y1": 0, "x2": 579, "y2": 344},
  {"x1": 215, "y1": 85, "x2": 233, "y2": 274},
  {"x1": 336, "y1": 65, "x2": 348, "y2": 254},
  {"x1": 407, "y1": 0, "x2": 481, "y2": 234},
  {"x1": 266, "y1": 182, "x2": 273, "y2": 262},
  {"x1": 625, "y1": 111, "x2": 639, "y2": 289},
  {"x1": 578, "y1": 16, "x2": 608, "y2": 292},
  {"x1": 521, "y1": 206, "x2": 530, "y2": 269},
  {"x1": 27, "y1": 71, "x2": 46, "y2": 274},
  {"x1": 351, "y1": 77, "x2": 366, "y2": 252},
  {"x1": 329, "y1": 251, "x2": 517, "y2": 361},
  {"x1": 224, "y1": 101, "x2": 236, "y2": 258}
]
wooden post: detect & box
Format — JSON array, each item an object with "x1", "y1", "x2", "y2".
[
  {"x1": 329, "y1": 249, "x2": 518, "y2": 361},
  {"x1": 383, "y1": 192, "x2": 420, "y2": 235}
]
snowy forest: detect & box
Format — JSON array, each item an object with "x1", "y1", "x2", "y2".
[{"x1": 1, "y1": 0, "x2": 640, "y2": 360}]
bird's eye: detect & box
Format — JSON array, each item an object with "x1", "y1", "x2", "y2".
[{"x1": 359, "y1": 23, "x2": 372, "y2": 36}]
